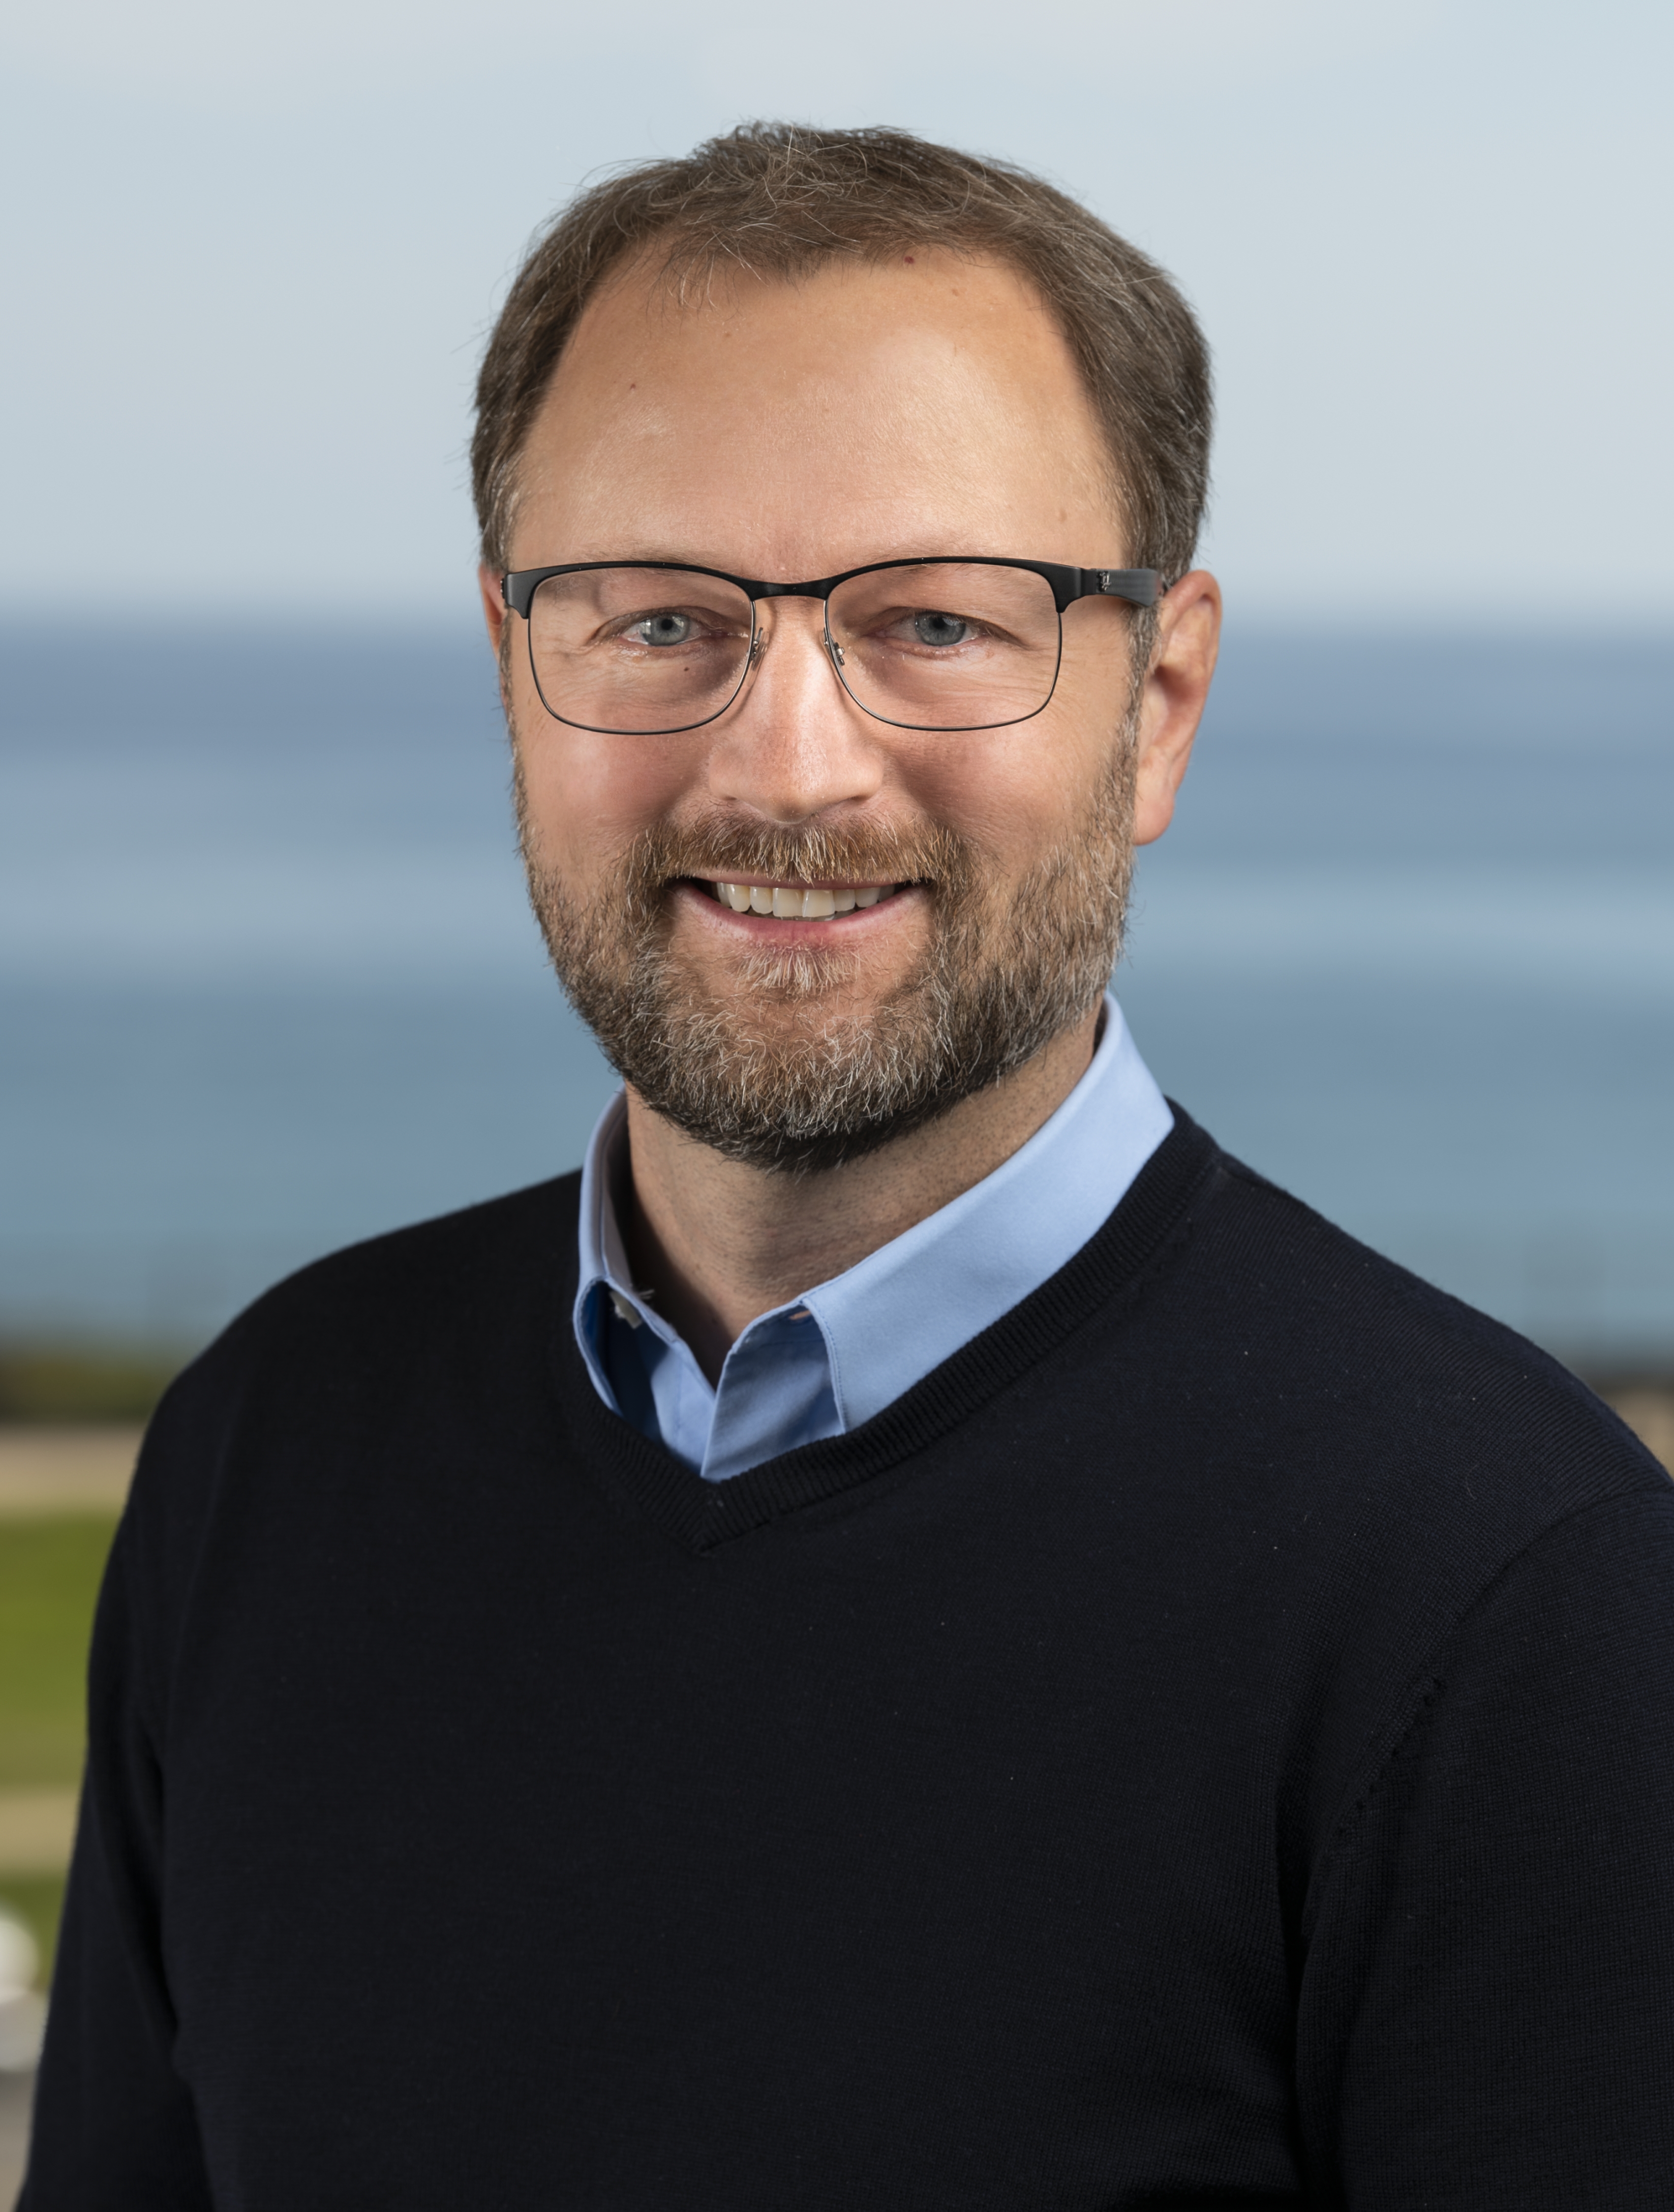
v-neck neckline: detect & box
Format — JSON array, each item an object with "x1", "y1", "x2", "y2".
[{"x1": 550, "y1": 1108, "x2": 1220, "y2": 1553}]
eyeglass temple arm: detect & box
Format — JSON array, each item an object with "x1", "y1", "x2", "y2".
[{"x1": 1070, "y1": 569, "x2": 1161, "y2": 610}]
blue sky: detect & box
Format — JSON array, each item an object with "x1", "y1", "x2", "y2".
[{"x1": 2, "y1": 0, "x2": 1669, "y2": 625}]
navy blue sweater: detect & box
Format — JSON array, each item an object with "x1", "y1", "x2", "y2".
[{"x1": 23, "y1": 1113, "x2": 1674, "y2": 2208}]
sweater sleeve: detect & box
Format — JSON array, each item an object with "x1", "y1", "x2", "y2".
[
  {"x1": 1297, "y1": 1483, "x2": 1674, "y2": 2208},
  {"x1": 19, "y1": 1511, "x2": 214, "y2": 2210}
]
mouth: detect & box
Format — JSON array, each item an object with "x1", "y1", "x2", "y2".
[{"x1": 699, "y1": 879, "x2": 907, "y2": 919}]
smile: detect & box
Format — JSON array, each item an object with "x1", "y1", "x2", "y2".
[{"x1": 703, "y1": 881, "x2": 905, "y2": 918}]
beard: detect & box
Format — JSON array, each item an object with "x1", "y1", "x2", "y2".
[{"x1": 517, "y1": 722, "x2": 1139, "y2": 1177}]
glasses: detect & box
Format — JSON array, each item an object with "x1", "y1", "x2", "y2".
[{"x1": 501, "y1": 557, "x2": 1159, "y2": 736}]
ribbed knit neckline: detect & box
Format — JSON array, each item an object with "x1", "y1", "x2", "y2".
[{"x1": 550, "y1": 1106, "x2": 1221, "y2": 1553}]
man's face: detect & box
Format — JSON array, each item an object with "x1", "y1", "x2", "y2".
[{"x1": 487, "y1": 250, "x2": 1194, "y2": 1172}]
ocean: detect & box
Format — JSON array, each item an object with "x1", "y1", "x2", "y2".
[{"x1": 2, "y1": 622, "x2": 1671, "y2": 1364}]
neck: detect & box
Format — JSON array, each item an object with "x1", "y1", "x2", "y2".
[{"x1": 617, "y1": 1007, "x2": 1101, "y2": 1385}]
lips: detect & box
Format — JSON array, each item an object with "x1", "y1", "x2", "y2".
[{"x1": 705, "y1": 881, "x2": 902, "y2": 918}]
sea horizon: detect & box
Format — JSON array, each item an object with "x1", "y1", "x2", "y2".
[{"x1": 4, "y1": 619, "x2": 1672, "y2": 1365}]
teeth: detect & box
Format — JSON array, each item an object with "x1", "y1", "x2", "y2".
[{"x1": 709, "y1": 880, "x2": 898, "y2": 916}]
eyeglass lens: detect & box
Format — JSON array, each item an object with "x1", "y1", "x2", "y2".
[{"x1": 525, "y1": 564, "x2": 1064, "y2": 734}]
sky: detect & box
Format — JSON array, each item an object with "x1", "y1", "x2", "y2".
[{"x1": 1, "y1": 0, "x2": 1670, "y2": 627}]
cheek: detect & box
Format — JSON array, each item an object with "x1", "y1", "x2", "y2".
[
  {"x1": 515, "y1": 714, "x2": 694, "y2": 880},
  {"x1": 899, "y1": 713, "x2": 1112, "y2": 866}
]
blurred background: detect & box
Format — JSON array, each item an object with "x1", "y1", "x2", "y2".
[{"x1": 1, "y1": 0, "x2": 1671, "y2": 2178}]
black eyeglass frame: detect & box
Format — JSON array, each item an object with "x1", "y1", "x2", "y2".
[{"x1": 500, "y1": 556, "x2": 1161, "y2": 737}]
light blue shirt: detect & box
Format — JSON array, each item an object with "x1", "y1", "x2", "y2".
[{"x1": 574, "y1": 993, "x2": 1173, "y2": 1482}]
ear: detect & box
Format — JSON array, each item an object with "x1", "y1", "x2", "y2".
[
  {"x1": 1131, "y1": 570, "x2": 1221, "y2": 847},
  {"x1": 479, "y1": 563, "x2": 508, "y2": 659}
]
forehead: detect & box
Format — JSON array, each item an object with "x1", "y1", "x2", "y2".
[{"x1": 510, "y1": 248, "x2": 1121, "y2": 574}]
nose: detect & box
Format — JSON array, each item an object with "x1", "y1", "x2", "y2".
[{"x1": 701, "y1": 597, "x2": 888, "y2": 826}]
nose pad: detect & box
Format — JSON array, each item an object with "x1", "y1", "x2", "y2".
[{"x1": 826, "y1": 636, "x2": 847, "y2": 668}]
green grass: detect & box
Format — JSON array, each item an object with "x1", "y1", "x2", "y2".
[
  {"x1": 0, "y1": 1516, "x2": 119, "y2": 1789},
  {"x1": 0, "y1": 1516, "x2": 113, "y2": 1990},
  {"x1": 0, "y1": 1874, "x2": 67, "y2": 1992}
]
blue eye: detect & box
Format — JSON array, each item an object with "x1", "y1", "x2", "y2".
[
  {"x1": 912, "y1": 610, "x2": 972, "y2": 647},
  {"x1": 631, "y1": 611, "x2": 694, "y2": 647}
]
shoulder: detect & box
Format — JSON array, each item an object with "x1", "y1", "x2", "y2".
[
  {"x1": 122, "y1": 1174, "x2": 583, "y2": 1555},
  {"x1": 1167, "y1": 1132, "x2": 1660, "y2": 1526},
  {"x1": 193, "y1": 1170, "x2": 580, "y2": 1381},
  {"x1": 231, "y1": 1171, "x2": 584, "y2": 1343},
  {"x1": 1148, "y1": 1130, "x2": 1671, "y2": 1812}
]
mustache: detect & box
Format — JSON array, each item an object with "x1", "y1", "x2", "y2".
[{"x1": 621, "y1": 811, "x2": 977, "y2": 903}]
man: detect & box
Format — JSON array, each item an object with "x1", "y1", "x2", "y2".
[{"x1": 24, "y1": 124, "x2": 1674, "y2": 2207}]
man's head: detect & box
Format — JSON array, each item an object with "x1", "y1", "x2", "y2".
[{"x1": 474, "y1": 124, "x2": 1219, "y2": 1173}]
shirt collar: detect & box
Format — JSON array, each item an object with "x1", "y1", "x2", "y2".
[{"x1": 575, "y1": 992, "x2": 1172, "y2": 1467}]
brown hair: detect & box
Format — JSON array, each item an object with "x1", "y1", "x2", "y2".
[{"x1": 471, "y1": 122, "x2": 1212, "y2": 583}]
